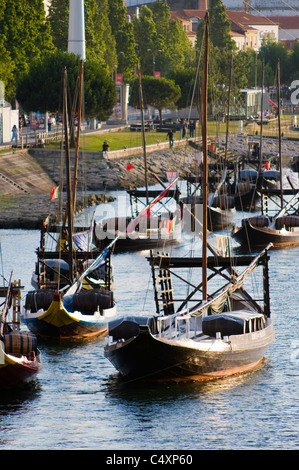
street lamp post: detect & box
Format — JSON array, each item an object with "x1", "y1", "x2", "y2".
[{"x1": 147, "y1": 49, "x2": 162, "y2": 76}]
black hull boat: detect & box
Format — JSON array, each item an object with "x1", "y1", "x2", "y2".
[
  {"x1": 23, "y1": 65, "x2": 117, "y2": 341},
  {"x1": 105, "y1": 248, "x2": 274, "y2": 382},
  {"x1": 181, "y1": 193, "x2": 236, "y2": 232},
  {"x1": 104, "y1": 15, "x2": 274, "y2": 384},
  {"x1": 290, "y1": 155, "x2": 299, "y2": 172},
  {"x1": 106, "y1": 318, "x2": 273, "y2": 382},
  {"x1": 95, "y1": 185, "x2": 182, "y2": 252},
  {"x1": 232, "y1": 212, "x2": 299, "y2": 249},
  {"x1": 232, "y1": 186, "x2": 299, "y2": 249}
]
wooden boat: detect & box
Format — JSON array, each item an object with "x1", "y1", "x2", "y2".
[
  {"x1": 94, "y1": 69, "x2": 182, "y2": 252},
  {"x1": 22, "y1": 65, "x2": 117, "y2": 341},
  {"x1": 104, "y1": 247, "x2": 274, "y2": 382},
  {"x1": 0, "y1": 273, "x2": 42, "y2": 388},
  {"x1": 94, "y1": 183, "x2": 182, "y2": 252},
  {"x1": 232, "y1": 61, "x2": 299, "y2": 250},
  {"x1": 104, "y1": 15, "x2": 275, "y2": 383},
  {"x1": 232, "y1": 189, "x2": 299, "y2": 249},
  {"x1": 181, "y1": 175, "x2": 236, "y2": 232},
  {"x1": 290, "y1": 155, "x2": 299, "y2": 172}
]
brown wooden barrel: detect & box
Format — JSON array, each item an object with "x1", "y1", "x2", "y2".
[
  {"x1": 245, "y1": 215, "x2": 270, "y2": 227},
  {"x1": 3, "y1": 331, "x2": 37, "y2": 356},
  {"x1": 275, "y1": 216, "x2": 299, "y2": 230}
]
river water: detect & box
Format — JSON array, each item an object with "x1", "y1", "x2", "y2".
[{"x1": 0, "y1": 188, "x2": 298, "y2": 451}]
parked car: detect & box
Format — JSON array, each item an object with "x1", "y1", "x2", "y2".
[
  {"x1": 154, "y1": 118, "x2": 182, "y2": 132},
  {"x1": 130, "y1": 121, "x2": 154, "y2": 132}
]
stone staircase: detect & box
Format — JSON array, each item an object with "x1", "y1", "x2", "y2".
[{"x1": 0, "y1": 151, "x2": 54, "y2": 195}]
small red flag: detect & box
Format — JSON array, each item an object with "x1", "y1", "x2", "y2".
[
  {"x1": 50, "y1": 186, "x2": 59, "y2": 200},
  {"x1": 126, "y1": 163, "x2": 133, "y2": 170}
]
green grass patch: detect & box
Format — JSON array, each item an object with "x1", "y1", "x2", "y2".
[{"x1": 45, "y1": 116, "x2": 299, "y2": 153}]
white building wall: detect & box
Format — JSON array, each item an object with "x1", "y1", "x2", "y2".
[
  {"x1": 254, "y1": 24, "x2": 279, "y2": 47},
  {"x1": 0, "y1": 106, "x2": 19, "y2": 143},
  {"x1": 279, "y1": 28, "x2": 299, "y2": 41}
]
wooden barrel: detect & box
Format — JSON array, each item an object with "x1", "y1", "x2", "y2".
[
  {"x1": 25, "y1": 290, "x2": 55, "y2": 313},
  {"x1": 244, "y1": 215, "x2": 270, "y2": 227},
  {"x1": 3, "y1": 331, "x2": 37, "y2": 356},
  {"x1": 236, "y1": 181, "x2": 251, "y2": 193},
  {"x1": 211, "y1": 194, "x2": 235, "y2": 209},
  {"x1": 72, "y1": 289, "x2": 114, "y2": 314},
  {"x1": 275, "y1": 216, "x2": 299, "y2": 230}
]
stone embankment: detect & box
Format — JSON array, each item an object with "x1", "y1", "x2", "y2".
[
  {"x1": 0, "y1": 133, "x2": 297, "y2": 229},
  {"x1": 0, "y1": 145, "x2": 193, "y2": 229}
]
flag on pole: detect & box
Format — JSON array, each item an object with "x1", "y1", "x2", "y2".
[
  {"x1": 166, "y1": 216, "x2": 176, "y2": 234},
  {"x1": 126, "y1": 163, "x2": 133, "y2": 171},
  {"x1": 126, "y1": 178, "x2": 178, "y2": 234},
  {"x1": 269, "y1": 97, "x2": 277, "y2": 107},
  {"x1": 43, "y1": 216, "x2": 49, "y2": 228},
  {"x1": 50, "y1": 186, "x2": 59, "y2": 200}
]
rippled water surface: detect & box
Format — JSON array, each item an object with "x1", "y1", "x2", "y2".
[{"x1": 0, "y1": 194, "x2": 298, "y2": 450}]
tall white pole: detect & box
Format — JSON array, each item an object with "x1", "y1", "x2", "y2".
[{"x1": 68, "y1": 0, "x2": 86, "y2": 60}]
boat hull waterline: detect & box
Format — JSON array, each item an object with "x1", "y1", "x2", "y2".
[
  {"x1": 0, "y1": 343, "x2": 42, "y2": 388},
  {"x1": 23, "y1": 298, "x2": 117, "y2": 341},
  {"x1": 105, "y1": 320, "x2": 274, "y2": 382},
  {"x1": 232, "y1": 220, "x2": 299, "y2": 248}
]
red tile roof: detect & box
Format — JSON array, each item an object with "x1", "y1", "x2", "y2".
[
  {"x1": 175, "y1": 9, "x2": 278, "y2": 26},
  {"x1": 268, "y1": 16, "x2": 299, "y2": 29}
]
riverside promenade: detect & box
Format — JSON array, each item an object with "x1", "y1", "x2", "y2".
[
  {"x1": 1, "y1": 122, "x2": 298, "y2": 229},
  {"x1": 0, "y1": 125, "x2": 193, "y2": 228}
]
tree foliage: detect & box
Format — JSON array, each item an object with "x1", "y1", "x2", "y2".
[
  {"x1": 133, "y1": 2, "x2": 195, "y2": 79},
  {"x1": 16, "y1": 52, "x2": 116, "y2": 121},
  {"x1": 108, "y1": 0, "x2": 137, "y2": 83},
  {"x1": 129, "y1": 75, "x2": 181, "y2": 121},
  {"x1": 0, "y1": 0, "x2": 54, "y2": 102},
  {"x1": 47, "y1": 0, "x2": 117, "y2": 75}
]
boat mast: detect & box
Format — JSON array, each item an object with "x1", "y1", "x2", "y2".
[
  {"x1": 224, "y1": 52, "x2": 232, "y2": 168},
  {"x1": 258, "y1": 59, "x2": 264, "y2": 174},
  {"x1": 137, "y1": 63, "x2": 149, "y2": 206},
  {"x1": 202, "y1": 13, "x2": 209, "y2": 301},
  {"x1": 277, "y1": 59, "x2": 283, "y2": 210},
  {"x1": 72, "y1": 59, "x2": 84, "y2": 212},
  {"x1": 63, "y1": 67, "x2": 74, "y2": 282}
]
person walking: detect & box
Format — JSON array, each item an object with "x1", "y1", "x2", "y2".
[
  {"x1": 189, "y1": 120, "x2": 195, "y2": 137},
  {"x1": 11, "y1": 125, "x2": 18, "y2": 148},
  {"x1": 182, "y1": 120, "x2": 187, "y2": 138},
  {"x1": 167, "y1": 130, "x2": 174, "y2": 148},
  {"x1": 102, "y1": 141, "x2": 109, "y2": 158},
  {"x1": 48, "y1": 116, "x2": 53, "y2": 131}
]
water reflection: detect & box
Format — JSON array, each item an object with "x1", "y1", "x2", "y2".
[{"x1": 103, "y1": 359, "x2": 271, "y2": 403}]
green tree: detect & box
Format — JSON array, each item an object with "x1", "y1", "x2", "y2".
[
  {"x1": 133, "y1": 6, "x2": 160, "y2": 76},
  {"x1": 108, "y1": 0, "x2": 137, "y2": 83},
  {"x1": 171, "y1": 68, "x2": 196, "y2": 110},
  {"x1": 0, "y1": 0, "x2": 55, "y2": 102},
  {"x1": 259, "y1": 39, "x2": 289, "y2": 85},
  {"x1": 47, "y1": 0, "x2": 117, "y2": 75},
  {"x1": 0, "y1": 37, "x2": 14, "y2": 101},
  {"x1": 129, "y1": 75, "x2": 181, "y2": 122},
  {"x1": 16, "y1": 52, "x2": 116, "y2": 121},
  {"x1": 47, "y1": 0, "x2": 68, "y2": 50},
  {"x1": 166, "y1": 19, "x2": 195, "y2": 75},
  {"x1": 197, "y1": 2, "x2": 234, "y2": 51},
  {"x1": 133, "y1": 1, "x2": 194, "y2": 79},
  {"x1": 289, "y1": 41, "x2": 299, "y2": 82}
]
